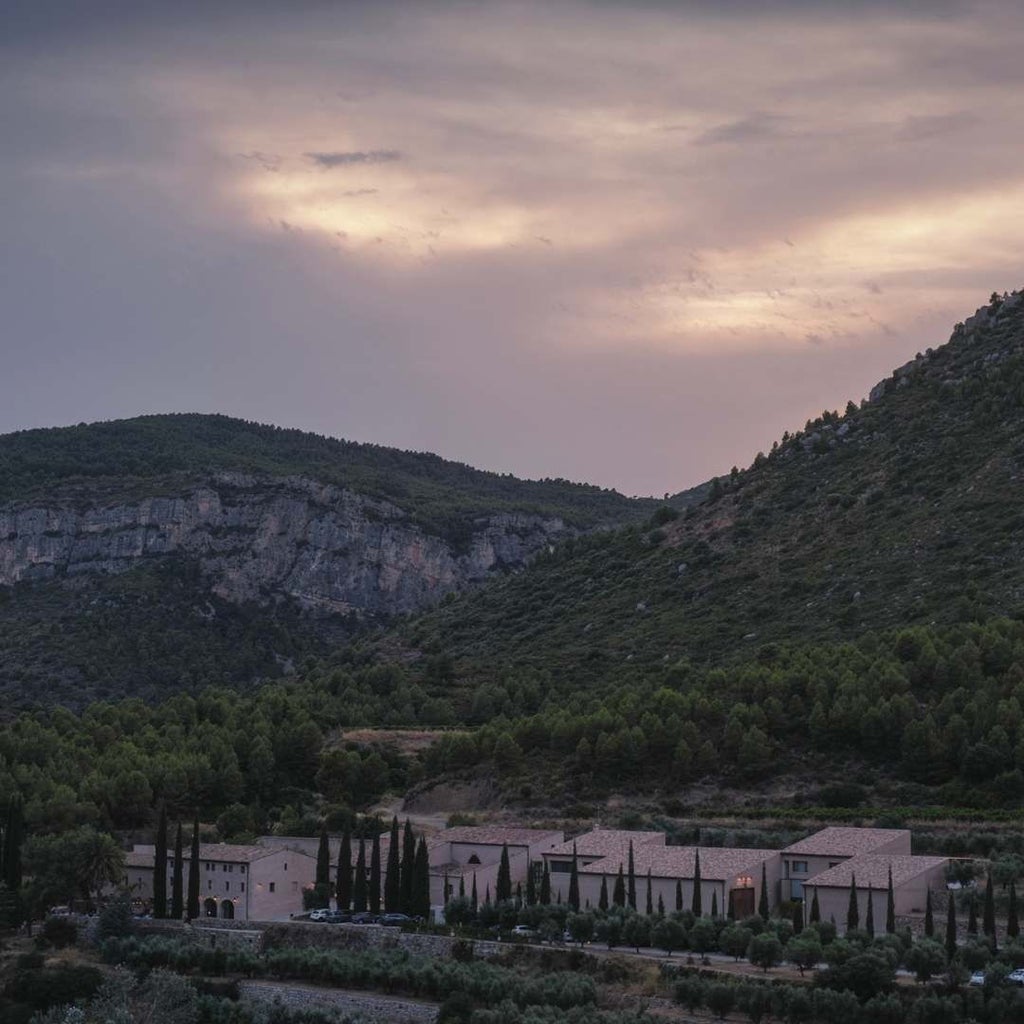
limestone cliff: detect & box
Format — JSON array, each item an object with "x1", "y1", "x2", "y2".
[{"x1": 0, "y1": 472, "x2": 575, "y2": 616}]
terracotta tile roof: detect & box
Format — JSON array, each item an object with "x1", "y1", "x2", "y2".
[
  {"x1": 545, "y1": 830, "x2": 665, "y2": 860},
  {"x1": 805, "y1": 854, "x2": 947, "y2": 890},
  {"x1": 439, "y1": 827, "x2": 564, "y2": 847},
  {"x1": 784, "y1": 827, "x2": 911, "y2": 858},
  {"x1": 128, "y1": 843, "x2": 311, "y2": 866},
  {"x1": 582, "y1": 845, "x2": 777, "y2": 881}
]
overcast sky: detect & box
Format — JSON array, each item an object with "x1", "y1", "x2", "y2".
[{"x1": 2, "y1": 1, "x2": 1022, "y2": 495}]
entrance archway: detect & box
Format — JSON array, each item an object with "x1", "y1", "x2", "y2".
[
  {"x1": 221, "y1": 900, "x2": 234, "y2": 919},
  {"x1": 204, "y1": 898, "x2": 218, "y2": 917}
]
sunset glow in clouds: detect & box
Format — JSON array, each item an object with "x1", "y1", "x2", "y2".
[{"x1": 3, "y1": 1, "x2": 1024, "y2": 493}]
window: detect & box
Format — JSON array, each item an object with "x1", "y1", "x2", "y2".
[
  {"x1": 792, "y1": 861, "x2": 808, "y2": 874},
  {"x1": 269, "y1": 882, "x2": 275, "y2": 893},
  {"x1": 225, "y1": 882, "x2": 230, "y2": 891},
  {"x1": 792, "y1": 880, "x2": 805, "y2": 898},
  {"x1": 223, "y1": 864, "x2": 227, "y2": 872},
  {"x1": 240, "y1": 883, "x2": 245, "y2": 893},
  {"x1": 284, "y1": 862, "x2": 288, "y2": 871},
  {"x1": 549, "y1": 861, "x2": 572, "y2": 873},
  {"x1": 240, "y1": 866, "x2": 246, "y2": 875},
  {"x1": 208, "y1": 881, "x2": 212, "y2": 890},
  {"x1": 467, "y1": 854, "x2": 481, "y2": 865}
]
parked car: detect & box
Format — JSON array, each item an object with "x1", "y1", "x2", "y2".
[
  {"x1": 350, "y1": 912, "x2": 380, "y2": 925},
  {"x1": 309, "y1": 909, "x2": 330, "y2": 922},
  {"x1": 325, "y1": 910, "x2": 352, "y2": 923},
  {"x1": 969, "y1": 971, "x2": 986, "y2": 987},
  {"x1": 1008, "y1": 968, "x2": 1024, "y2": 986},
  {"x1": 511, "y1": 925, "x2": 536, "y2": 938},
  {"x1": 381, "y1": 913, "x2": 413, "y2": 927}
]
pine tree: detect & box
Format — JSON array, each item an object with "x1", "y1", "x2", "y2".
[
  {"x1": 613, "y1": 863, "x2": 625, "y2": 907},
  {"x1": 865, "y1": 885, "x2": 875, "y2": 938},
  {"x1": 599, "y1": 875, "x2": 609, "y2": 911},
  {"x1": 924, "y1": 887, "x2": 934, "y2": 938},
  {"x1": 315, "y1": 829, "x2": 331, "y2": 908},
  {"x1": 968, "y1": 893, "x2": 978, "y2": 935},
  {"x1": 945, "y1": 893, "x2": 957, "y2": 961},
  {"x1": 471, "y1": 873, "x2": 478, "y2": 912},
  {"x1": 792, "y1": 901, "x2": 803, "y2": 934},
  {"x1": 414, "y1": 836, "x2": 431, "y2": 919},
  {"x1": 627, "y1": 842, "x2": 637, "y2": 910},
  {"x1": 370, "y1": 832, "x2": 382, "y2": 914},
  {"x1": 187, "y1": 814, "x2": 200, "y2": 921},
  {"x1": 710, "y1": 890, "x2": 718, "y2": 918},
  {"x1": 338, "y1": 826, "x2": 353, "y2": 910},
  {"x1": 526, "y1": 861, "x2": 537, "y2": 906},
  {"x1": 758, "y1": 861, "x2": 769, "y2": 920},
  {"x1": 540, "y1": 863, "x2": 551, "y2": 906},
  {"x1": 984, "y1": 870, "x2": 997, "y2": 946},
  {"x1": 809, "y1": 888, "x2": 820, "y2": 924},
  {"x1": 675, "y1": 879, "x2": 683, "y2": 913},
  {"x1": 153, "y1": 803, "x2": 168, "y2": 919},
  {"x1": 1009, "y1": 882, "x2": 1020, "y2": 940},
  {"x1": 496, "y1": 844, "x2": 512, "y2": 903},
  {"x1": 353, "y1": 838, "x2": 367, "y2": 912},
  {"x1": 886, "y1": 866, "x2": 896, "y2": 934},
  {"x1": 400, "y1": 819, "x2": 416, "y2": 914},
  {"x1": 171, "y1": 822, "x2": 184, "y2": 920},
  {"x1": 384, "y1": 817, "x2": 400, "y2": 912},
  {"x1": 568, "y1": 843, "x2": 580, "y2": 911},
  {"x1": 846, "y1": 874, "x2": 859, "y2": 933},
  {"x1": 645, "y1": 868, "x2": 653, "y2": 916},
  {"x1": 691, "y1": 849, "x2": 703, "y2": 917}
]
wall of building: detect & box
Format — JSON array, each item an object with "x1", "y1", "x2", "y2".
[
  {"x1": 249, "y1": 848, "x2": 317, "y2": 921},
  {"x1": 812, "y1": 867, "x2": 947, "y2": 934}
]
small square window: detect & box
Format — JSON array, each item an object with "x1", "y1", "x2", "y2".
[{"x1": 269, "y1": 882, "x2": 275, "y2": 893}]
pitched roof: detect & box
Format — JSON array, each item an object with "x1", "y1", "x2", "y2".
[
  {"x1": 127, "y1": 843, "x2": 311, "y2": 867},
  {"x1": 805, "y1": 854, "x2": 947, "y2": 890},
  {"x1": 784, "y1": 827, "x2": 911, "y2": 858},
  {"x1": 439, "y1": 826, "x2": 564, "y2": 847},
  {"x1": 545, "y1": 830, "x2": 665, "y2": 860},
  {"x1": 582, "y1": 845, "x2": 777, "y2": 881}
]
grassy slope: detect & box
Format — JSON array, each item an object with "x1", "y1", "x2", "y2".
[{"x1": 399, "y1": 293, "x2": 1024, "y2": 689}]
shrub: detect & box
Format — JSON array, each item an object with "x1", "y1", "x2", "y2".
[{"x1": 41, "y1": 916, "x2": 78, "y2": 949}]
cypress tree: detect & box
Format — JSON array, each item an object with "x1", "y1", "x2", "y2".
[
  {"x1": 865, "y1": 885, "x2": 875, "y2": 938},
  {"x1": 886, "y1": 866, "x2": 896, "y2": 934},
  {"x1": 658, "y1": 893, "x2": 665, "y2": 916},
  {"x1": 540, "y1": 863, "x2": 551, "y2": 906},
  {"x1": 691, "y1": 849, "x2": 703, "y2": 917},
  {"x1": 471, "y1": 873, "x2": 478, "y2": 912},
  {"x1": 984, "y1": 870, "x2": 997, "y2": 946},
  {"x1": 627, "y1": 842, "x2": 637, "y2": 910},
  {"x1": 1009, "y1": 882, "x2": 1020, "y2": 940},
  {"x1": 516, "y1": 882, "x2": 522, "y2": 907},
  {"x1": 946, "y1": 892, "x2": 958, "y2": 961},
  {"x1": 171, "y1": 822, "x2": 184, "y2": 920},
  {"x1": 352, "y1": 838, "x2": 367, "y2": 912},
  {"x1": 496, "y1": 844, "x2": 512, "y2": 903},
  {"x1": 384, "y1": 817, "x2": 400, "y2": 912},
  {"x1": 444, "y1": 872, "x2": 450, "y2": 906},
  {"x1": 599, "y1": 875, "x2": 609, "y2": 911},
  {"x1": 337, "y1": 826, "x2": 352, "y2": 910},
  {"x1": 352, "y1": 839, "x2": 368, "y2": 913},
  {"x1": 414, "y1": 836, "x2": 431, "y2": 919},
  {"x1": 924, "y1": 887, "x2": 934, "y2": 938},
  {"x1": 645, "y1": 868, "x2": 653, "y2": 916},
  {"x1": 613, "y1": 863, "x2": 625, "y2": 907},
  {"x1": 968, "y1": 893, "x2": 978, "y2": 935},
  {"x1": 400, "y1": 819, "x2": 416, "y2": 914},
  {"x1": 758, "y1": 862, "x2": 769, "y2": 920},
  {"x1": 792, "y1": 900, "x2": 803, "y2": 933},
  {"x1": 846, "y1": 874, "x2": 859, "y2": 933},
  {"x1": 187, "y1": 814, "x2": 200, "y2": 921},
  {"x1": 526, "y1": 861, "x2": 537, "y2": 906},
  {"x1": 153, "y1": 803, "x2": 168, "y2": 919},
  {"x1": 2, "y1": 795, "x2": 23, "y2": 891},
  {"x1": 568, "y1": 843, "x2": 580, "y2": 911},
  {"x1": 485, "y1": 884, "x2": 491, "y2": 905},
  {"x1": 710, "y1": 890, "x2": 718, "y2": 918},
  {"x1": 315, "y1": 829, "x2": 331, "y2": 907},
  {"x1": 369, "y1": 832, "x2": 382, "y2": 914},
  {"x1": 458, "y1": 875, "x2": 465, "y2": 899},
  {"x1": 727, "y1": 889, "x2": 736, "y2": 920},
  {"x1": 675, "y1": 879, "x2": 683, "y2": 913},
  {"x1": 809, "y1": 888, "x2": 820, "y2": 924}
]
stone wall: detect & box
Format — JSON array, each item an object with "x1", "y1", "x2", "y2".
[{"x1": 238, "y1": 980, "x2": 438, "y2": 1023}]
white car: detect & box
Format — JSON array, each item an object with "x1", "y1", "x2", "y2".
[
  {"x1": 969, "y1": 971, "x2": 986, "y2": 987},
  {"x1": 511, "y1": 925, "x2": 536, "y2": 938},
  {"x1": 309, "y1": 909, "x2": 330, "y2": 922},
  {"x1": 1008, "y1": 968, "x2": 1024, "y2": 986}
]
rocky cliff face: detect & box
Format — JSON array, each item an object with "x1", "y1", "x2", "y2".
[{"x1": 0, "y1": 472, "x2": 574, "y2": 615}]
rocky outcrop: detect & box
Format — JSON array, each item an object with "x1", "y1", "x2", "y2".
[{"x1": 0, "y1": 472, "x2": 574, "y2": 615}]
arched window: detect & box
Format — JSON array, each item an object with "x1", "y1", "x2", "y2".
[
  {"x1": 467, "y1": 854, "x2": 481, "y2": 865},
  {"x1": 221, "y1": 900, "x2": 235, "y2": 919},
  {"x1": 204, "y1": 898, "x2": 218, "y2": 917}
]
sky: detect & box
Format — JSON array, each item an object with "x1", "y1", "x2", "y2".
[{"x1": 2, "y1": 1, "x2": 1023, "y2": 496}]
